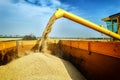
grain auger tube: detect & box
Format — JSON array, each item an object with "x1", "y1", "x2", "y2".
[{"x1": 54, "y1": 8, "x2": 120, "y2": 40}]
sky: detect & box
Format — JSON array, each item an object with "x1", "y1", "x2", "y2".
[{"x1": 0, "y1": 0, "x2": 120, "y2": 38}]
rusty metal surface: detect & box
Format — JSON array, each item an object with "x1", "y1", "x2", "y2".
[
  {"x1": 0, "y1": 39, "x2": 120, "y2": 80},
  {"x1": 60, "y1": 40, "x2": 120, "y2": 58},
  {"x1": 59, "y1": 40, "x2": 120, "y2": 80},
  {"x1": 0, "y1": 40, "x2": 120, "y2": 59}
]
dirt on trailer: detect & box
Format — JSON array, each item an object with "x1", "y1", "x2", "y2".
[{"x1": 0, "y1": 53, "x2": 86, "y2": 80}]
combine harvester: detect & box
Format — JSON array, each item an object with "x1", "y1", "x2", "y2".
[{"x1": 0, "y1": 8, "x2": 120, "y2": 80}]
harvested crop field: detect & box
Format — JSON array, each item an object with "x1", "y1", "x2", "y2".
[
  {"x1": 0, "y1": 53, "x2": 86, "y2": 80},
  {"x1": 0, "y1": 38, "x2": 22, "y2": 41}
]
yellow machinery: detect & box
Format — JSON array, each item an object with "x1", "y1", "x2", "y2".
[
  {"x1": 102, "y1": 13, "x2": 120, "y2": 40},
  {"x1": 53, "y1": 8, "x2": 120, "y2": 40}
]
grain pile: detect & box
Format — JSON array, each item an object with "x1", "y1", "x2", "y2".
[
  {"x1": 0, "y1": 12, "x2": 86, "y2": 80},
  {"x1": 0, "y1": 53, "x2": 86, "y2": 80}
]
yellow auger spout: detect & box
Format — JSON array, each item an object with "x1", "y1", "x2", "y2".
[{"x1": 54, "y1": 8, "x2": 120, "y2": 40}]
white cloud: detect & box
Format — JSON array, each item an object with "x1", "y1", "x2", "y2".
[
  {"x1": 1, "y1": 0, "x2": 102, "y2": 37},
  {"x1": 17, "y1": 3, "x2": 54, "y2": 17},
  {"x1": 0, "y1": 0, "x2": 74, "y2": 18},
  {"x1": 51, "y1": 0, "x2": 61, "y2": 7},
  {"x1": 0, "y1": 0, "x2": 73, "y2": 36}
]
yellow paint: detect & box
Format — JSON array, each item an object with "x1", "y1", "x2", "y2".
[
  {"x1": 0, "y1": 42, "x2": 16, "y2": 50},
  {"x1": 54, "y1": 8, "x2": 120, "y2": 40},
  {"x1": 19, "y1": 40, "x2": 37, "y2": 46}
]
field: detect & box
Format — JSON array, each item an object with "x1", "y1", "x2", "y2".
[{"x1": 0, "y1": 38, "x2": 22, "y2": 41}]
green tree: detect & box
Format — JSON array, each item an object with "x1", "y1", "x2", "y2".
[{"x1": 23, "y1": 34, "x2": 37, "y2": 40}]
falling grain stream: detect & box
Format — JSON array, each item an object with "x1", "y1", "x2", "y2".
[
  {"x1": 38, "y1": 15, "x2": 56, "y2": 53},
  {"x1": 0, "y1": 15, "x2": 86, "y2": 80}
]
